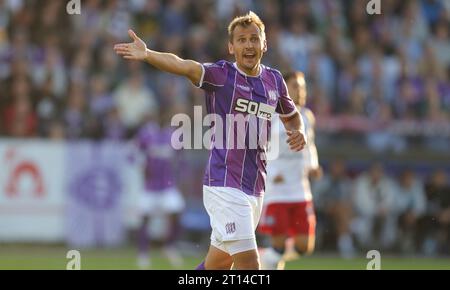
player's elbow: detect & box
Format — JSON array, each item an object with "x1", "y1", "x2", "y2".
[{"x1": 183, "y1": 60, "x2": 203, "y2": 86}]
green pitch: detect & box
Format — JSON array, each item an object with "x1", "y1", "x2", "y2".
[{"x1": 0, "y1": 245, "x2": 449, "y2": 270}]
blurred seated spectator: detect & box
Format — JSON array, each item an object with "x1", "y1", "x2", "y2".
[
  {"x1": 2, "y1": 94, "x2": 37, "y2": 138},
  {"x1": 395, "y1": 169, "x2": 426, "y2": 254},
  {"x1": 421, "y1": 0, "x2": 446, "y2": 26},
  {"x1": 2, "y1": 76, "x2": 37, "y2": 137},
  {"x1": 113, "y1": 72, "x2": 158, "y2": 136},
  {"x1": 63, "y1": 85, "x2": 88, "y2": 140},
  {"x1": 352, "y1": 163, "x2": 398, "y2": 250},
  {"x1": 314, "y1": 159, "x2": 355, "y2": 258},
  {"x1": 418, "y1": 170, "x2": 450, "y2": 256},
  {"x1": 429, "y1": 20, "x2": 450, "y2": 69},
  {"x1": 102, "y1": 107, "x2": 126, "y2": 141},
  {"x1": 89, "y1": 74, "x2": 114, "y2": 119},
  {"x1": 48, "y1": 120, "x2": 65, "y2": 140},
  {"x1": 36, "y1": 76, "x2": 62, "y2": 137}
]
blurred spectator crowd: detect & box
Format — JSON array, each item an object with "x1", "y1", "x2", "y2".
[
  {"x1": 0, "y1": 0, "x2": 449, "y2": 140},
  {"x1": 313, "y1": 161, "x2": 450, "y2": 257}
]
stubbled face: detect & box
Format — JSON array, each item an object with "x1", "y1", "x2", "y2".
[
  {"x1": 287, "y1": 75, "x2": 307, "y2": 107},
  {"x1": 229, "y1": 23, "x2": 267, "y2": 76}
]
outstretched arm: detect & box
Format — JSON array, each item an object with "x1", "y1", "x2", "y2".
[{"x1": 114, "y1": 29, "x2": 203, "y2": 86}]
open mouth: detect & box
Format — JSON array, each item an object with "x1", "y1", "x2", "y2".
[{"x1": 243, "y1": 53, "x2": 256, "y2": 60}]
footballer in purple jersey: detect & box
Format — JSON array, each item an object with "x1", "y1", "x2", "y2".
[
  {"x1": 132, "y1": 112, "x2": 185, "y2": 269},
  {"x1": 115, "y1": 11, "x2": 306, "y2": 270},
  {"x1": 199, "y1": 60, "x2": 299, "y2": 197},
  {"x1": 136, "y1": 122, "x2": 177, "y2": 192}
]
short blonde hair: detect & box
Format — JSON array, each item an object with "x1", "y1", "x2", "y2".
[{"x1": 227, "y1": 11, "x2": 266, "y2": 42}]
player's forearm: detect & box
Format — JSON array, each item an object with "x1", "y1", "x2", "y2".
[
  {"x1": 144, "y1": 49, "x2": 201, "y2": 84},
  {"x1": 281, "y1": 111, "x2": 303, "y2": 132}
]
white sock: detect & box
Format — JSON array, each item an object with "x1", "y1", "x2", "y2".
[{"x1": 260, "y1": 247, "x2": 283, "y2": 270}]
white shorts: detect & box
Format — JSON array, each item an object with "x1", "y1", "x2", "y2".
[
  {"x1": 138, "y1": 188, "x2": 185, "y2": 216},
  {"x1": 203, "y1": 185, "x2": 263, "y2": 255}
]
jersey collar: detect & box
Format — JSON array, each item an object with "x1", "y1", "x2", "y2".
[{"x1": 233, "y1": 62, "x2": 262, "y2": 78}]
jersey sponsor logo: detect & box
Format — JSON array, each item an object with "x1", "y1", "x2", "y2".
[
  {"x1": 225, "y1": 222, "x2": 236, "y2": 234},
  {"x1": 234, "y1": 98, "x2": 275, "y2": 120}
]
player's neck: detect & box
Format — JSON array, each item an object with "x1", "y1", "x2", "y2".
[{"x1": 234, "y1": 62, "x2": 262, "y2": 77}]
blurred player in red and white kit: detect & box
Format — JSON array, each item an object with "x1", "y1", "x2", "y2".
[{"x1": 259, "y1": 71, "x2": 322, "y2": 270}]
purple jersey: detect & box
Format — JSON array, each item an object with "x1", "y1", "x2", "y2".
[
  {"x1": 198, "y1": 60, "x2": 297, "y2": 197},
  {"x1": 135, "y1": 122, "x2": 177, "y2": 192}
]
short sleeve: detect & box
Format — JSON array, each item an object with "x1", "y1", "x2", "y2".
[
  {"x1": 275, "y1": 74, "x2": 298, "y2": 118},
  {"x1": 195, "y1": 60, "x2": 229, "y2": 92}
]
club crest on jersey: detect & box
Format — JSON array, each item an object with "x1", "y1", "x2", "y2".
[
  {"x1": 234, "y1": 98, "x2": 275, "y2": 120},
  {"x1": 225, "y1": 222, "x2": 236, "y2": 234},
  {"x1": 268, "y1": 90, "x2": 278, "y2": 102}
]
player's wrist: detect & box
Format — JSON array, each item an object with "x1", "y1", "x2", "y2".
[{"x1": 144, "y1": 49, "x2": 152, "y2": 61}]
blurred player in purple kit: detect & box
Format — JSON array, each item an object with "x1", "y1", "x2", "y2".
[
  {"x1": 132, "y1": 110, "x2": 185, "y2": 269},
  {"x1": 115, "y1": 11, "x2": 306, "y2": 270}
]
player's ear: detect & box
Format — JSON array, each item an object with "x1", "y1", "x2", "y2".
[
  {"x1": 228, "y1": 42, "x2": 235, "y2": 55},
  {"x1": 263, "y1": 39, "x2": 268, "y2": 53}
]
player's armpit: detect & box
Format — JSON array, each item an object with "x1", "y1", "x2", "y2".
[{"x1": 184, "y1": 60, "x2": 204, "y2": 87}]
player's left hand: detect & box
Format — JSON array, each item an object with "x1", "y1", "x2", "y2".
[
  {"x1": 286, "y1": 130, "x2": 306, "y2": 152},
  {"x1": 114, "y1": 29, "x2": 148, "y2": 61}
]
